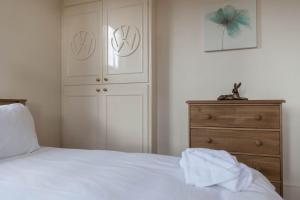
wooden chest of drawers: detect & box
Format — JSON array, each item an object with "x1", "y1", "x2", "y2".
[{"x1": 187, "y1": 100, "x2": 285, "y2": 195}]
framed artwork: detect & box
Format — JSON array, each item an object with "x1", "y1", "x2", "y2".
[{"x1": 204, "y1": 0, "x2": 257, "y2": 52}]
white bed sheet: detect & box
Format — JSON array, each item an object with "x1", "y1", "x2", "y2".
[{"x1": 0, "y1": 147, "x2": 282, "y2": 200}]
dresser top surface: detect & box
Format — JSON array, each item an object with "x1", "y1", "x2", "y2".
[{"x1": 186, "y1": 100, "x2": 286, "y2": 105}]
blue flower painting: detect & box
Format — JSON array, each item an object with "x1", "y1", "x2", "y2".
[
  {"x1": 204, "y1": 0, "x2": 257, "y2": 51},
  {"x1": 209, "y1": 5, "x2": 250, "y2": 37}
]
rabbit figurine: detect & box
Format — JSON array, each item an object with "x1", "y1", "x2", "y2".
[{"x1": 218, "y1": 82, "x2": 248, "y2": 101}]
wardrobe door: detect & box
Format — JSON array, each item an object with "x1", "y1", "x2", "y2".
[
  {"x1": 62, "y1": 85, "x2": 106, "y2": 149},
  {"x1": 63, "y1": 1, "x2": 103, "y2": 85},
  {"x1": 102, "y1": 84, "x2": 149, "y2": 152},
  {"x1": 103, "y1": 0, "x2": 149, "y2": 84}
]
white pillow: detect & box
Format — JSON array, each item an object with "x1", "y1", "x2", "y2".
[{"x1": 0, "y1": 103, "x2": 40, "y2": 159}]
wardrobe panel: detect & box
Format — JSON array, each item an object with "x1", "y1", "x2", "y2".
[
  {"x1": 103, "y1": 84, "x2": 149, "y2": 152},
  {"x1": 63, "y1": 1, "x2": 103, "y2": 85},
  {"x1": 62, "y1": 86, "x2": 106, "y2": 149},
  {"x1": 103, "y1": 0, "x2": 149, "y2": 83}
]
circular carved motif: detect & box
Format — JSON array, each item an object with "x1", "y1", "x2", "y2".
[
  {"x1": 111, "y1": 25, "x2": 141, "y2": 57},
  {"x1": 71, "y1": 31, "x2": 96, "y2": 61}
]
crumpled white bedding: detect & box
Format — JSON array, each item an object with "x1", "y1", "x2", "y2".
[
  {"x1": 0, "y1": 147, "x2": 282, "y2": 200},
  {"x1": 180, "y1": 148, "x2": 255, "y2": 192}
]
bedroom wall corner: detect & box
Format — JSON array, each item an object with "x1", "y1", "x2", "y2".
[
  {"x1": 156, "y1": 1, "x2": 300, "y2": 199},
  {"x1": 0, "y1": 0, "x2": 62, "y2": 147}
]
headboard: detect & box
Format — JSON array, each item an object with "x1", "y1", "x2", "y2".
[{"x1": 0, "y1": 99, "x2": 27, "y2": 105}]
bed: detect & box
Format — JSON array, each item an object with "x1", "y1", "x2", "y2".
[{"x1": 0, "y1": 100, "x2": 283, "y2": 200}]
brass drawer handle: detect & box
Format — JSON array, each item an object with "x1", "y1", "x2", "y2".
[
  {"x1": 256, "y1": 115, "x2": 263, "y2": 121},
  {"x1": 206, "y1": 138, "x2": 213, "y2": 144},
  {"x1": 204, "y1": 114, "x2": 212, "y2": 120},
  {"x1": 96, "y1": 78, "x2": 101, "y2": 82},
  {"x1": 255, "y1": 140, "x2": 263, "y2": 147},
  {"x1": 103, "y1": 88, "x2": 108, "y2": 92},
  {"x1": 96, "y1": 89, "x2": 101, "y2": 93},
  {"x1": 104, "y1": 78, "x2": 109, "y2": 82}
]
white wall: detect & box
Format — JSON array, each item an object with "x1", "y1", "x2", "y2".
[
  {"x1": 0, "y1": 0, "x2": 62, "y2": 147},
  {"x1": 156, "y1": 0, "x2": 300, "y2": 199}
]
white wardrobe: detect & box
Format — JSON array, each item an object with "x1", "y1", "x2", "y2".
[{"x1": 62, "y1": 0, "x2": 156, "y2": 153}]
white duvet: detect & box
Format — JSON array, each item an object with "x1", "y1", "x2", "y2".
[{"x1": 0, "y1": 148, "x2": 282, "y2": 200}]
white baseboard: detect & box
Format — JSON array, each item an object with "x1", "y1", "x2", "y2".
[{"x1": 284, "y1": 184, "x2": 300, "y2": 200}]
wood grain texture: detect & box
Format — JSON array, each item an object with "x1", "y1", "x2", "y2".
[
  {"x1": 0, "y1": 99, "x2": 26, "y2": 105},
  {"x1": 235, "y1": 155, "x2": 281, "y2": 182},
  {"x1": 187, "y1": 100, "x2": 284, "y2": 196},
  {"x1": 191, "y1": 128, "x2": 280, "y2": 155},
  {"x1": 190, "y1": 105, "x2": 280, "y2": 129},
  {"x1": 187, "y1": 100, "x2": 285, "y2": 105}
]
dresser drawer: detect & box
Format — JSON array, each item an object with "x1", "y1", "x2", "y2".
[
  {"x1": 190, "y1": 128, "x2": 280, "y2": 155},
  {"x1": 235, "y1": 155, "x2": 281, "y2": 182},
  {"x1": 271, "y1": 182, "x2": 282, "y2": 195},
  {"x1": 190, "y1": 105, "x2": 280, "y2": 129}
]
